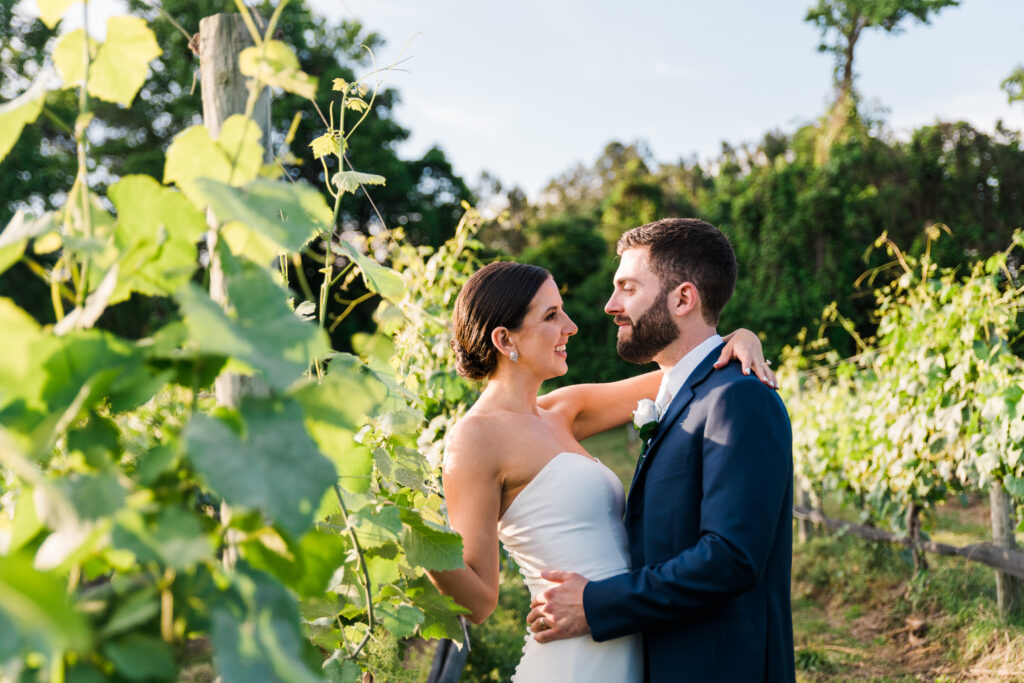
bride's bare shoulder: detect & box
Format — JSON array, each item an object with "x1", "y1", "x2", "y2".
[{"x1": 442, "y1": 413, "x2": 507, "y2": 475}]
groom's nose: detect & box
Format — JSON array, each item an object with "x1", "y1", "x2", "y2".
[{"x1": 604, "y1": 292, "x2": 620, "y2": 315}]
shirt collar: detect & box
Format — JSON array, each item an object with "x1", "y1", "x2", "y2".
[{"x1": 654, "y1": 334, "x2": 724, "y2": 413}]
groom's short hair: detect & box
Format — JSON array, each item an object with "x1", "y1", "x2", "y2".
[{"x1": 617, "y1": 218, "x2": 737, "y2": 325}]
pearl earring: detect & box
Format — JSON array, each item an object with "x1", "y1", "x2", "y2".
[{"x1": 510, "y1": 351, "x2": 519, "y2": 362}]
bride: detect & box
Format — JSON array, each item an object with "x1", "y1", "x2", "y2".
[{"x1": 426, "y1": 261, "x2": 772, "y2": 682}]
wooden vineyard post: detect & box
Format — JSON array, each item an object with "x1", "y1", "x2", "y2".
[
  {"x1": 197, "y1": 13, "x2": 272, "y2": 410},
  {"x1": 990, "y1": 480, "x2": 1022, "y2": 619},
  {"x1": 906, "y1": 502, "x2": 926, "y2": 573},
  {"x1": 197, "y1": 13, "x2": 272, "y2": 569},
  {"x1": 796, "y1": 483, "x2": 814, "y2": 543}
]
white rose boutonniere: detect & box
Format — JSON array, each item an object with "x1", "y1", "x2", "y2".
[{"x1": 633, "y1": 398, "x2": 660, "y2": 455}]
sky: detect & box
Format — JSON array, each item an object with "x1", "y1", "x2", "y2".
[
  {"x1": 31, "y1": 0, "x2": 1024, "y2": 197},
  {"x1": 308, "y1": 0, "x2": 1024, "y2": 196}
]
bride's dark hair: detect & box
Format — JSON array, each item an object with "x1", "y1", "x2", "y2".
[{"x1": 451, "y1": 261, "x2": 551, "y2": 380}]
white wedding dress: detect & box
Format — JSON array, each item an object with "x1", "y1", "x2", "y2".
[{"x1": 497, "y1": 452, "x2": 643, "y2": 682}]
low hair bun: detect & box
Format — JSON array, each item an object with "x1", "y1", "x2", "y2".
[{"x1": 451, "y1": 337, "x2": 493, "y2": 381}]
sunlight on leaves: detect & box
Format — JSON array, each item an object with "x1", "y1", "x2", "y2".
[
  {"x1": 36, "y1": 0, "x2": 79, "y2": 28},
  {"x1": 88, "y1": 16, "x2": 162, "y2": 106},
  {"x1": 0, "y1": 72, "x2": 48, "y2": 165},
  {"x1": 239, "y1": 40, "x2": 318, "y2": 100}
]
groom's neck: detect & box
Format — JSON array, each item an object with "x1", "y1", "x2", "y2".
[{"x1": 655, "y1": 327, "x2": 717, "y2": 371}]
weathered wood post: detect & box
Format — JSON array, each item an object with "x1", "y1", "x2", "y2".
[
  {"x1": 796, "y1": 483, "x2": 814, "y2": 543},
  {"x1": 197, "y1": 13, "x2": 272, "y2": 570},
  {"x1": 990, "y1": 481, "x2": 1022, "y2": 618},
  {"x1": 197, "y1": 13, "x2": 272, "y2": 409}
]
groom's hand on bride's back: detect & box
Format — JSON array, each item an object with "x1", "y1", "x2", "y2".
[{"x1": 526, "y1": 570, "x2": 591, "y2": 643}]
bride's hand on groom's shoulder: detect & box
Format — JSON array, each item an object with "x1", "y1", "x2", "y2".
[
  {"x1": 527, "y1": 570, "x2": 591, "y2": 643},
  {"x1": 716, "y1": 328, "x2": 777, "y2": 389}
]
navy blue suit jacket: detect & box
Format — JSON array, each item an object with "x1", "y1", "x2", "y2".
[{"x1": 583, "y1": 347, "x2": 795, "y2": 682}]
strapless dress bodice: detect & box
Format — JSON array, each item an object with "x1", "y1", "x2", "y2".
[{"x1": 496, "y1": 452, "x2": 642, "y2": 682}]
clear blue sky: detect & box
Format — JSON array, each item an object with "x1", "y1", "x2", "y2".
[
  {"x1": 42, "y1": 0, "x2": 1024, "y2": 196},
  {"x1": 311, "y1": 0, "x2": 1024, "y2": 196}
]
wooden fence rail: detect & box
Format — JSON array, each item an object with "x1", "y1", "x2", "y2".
[{"x1": 792, "y1": 505, "x2": 1024, "y2": 581}]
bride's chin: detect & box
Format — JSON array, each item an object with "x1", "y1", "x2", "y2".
[{"x1": 548, "y1": 364, "x2": 569, "y2": 379}]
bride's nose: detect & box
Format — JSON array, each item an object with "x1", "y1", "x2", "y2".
[{"x1": 564, "y1": 315, "x2": 578, "y2": 336}]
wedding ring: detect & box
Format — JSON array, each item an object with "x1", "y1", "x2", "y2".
[
  {"x1": 538, "y1": 618, "x2": 548, "y2": 630},
  {"x1": 764, "y1": 360, "x2": 772, "y2": 366}
]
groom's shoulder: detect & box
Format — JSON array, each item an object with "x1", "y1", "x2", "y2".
[{"x1": 701, "y1": 363, "x2": 788, "y2": 413}]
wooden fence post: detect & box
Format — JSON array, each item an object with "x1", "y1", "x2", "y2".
[
  {"x1": 197, "y1": 13, "x2": 272, "y2": 410},
  {"x1": 796, "y1": 482, "x2": 814, "y2": 543},
  {"x1": 990, "y1": 480, "x2": 1022, "y2": 619},
  {"x1": 197, "y1": 13, "x2": 273, "y2": 570}
]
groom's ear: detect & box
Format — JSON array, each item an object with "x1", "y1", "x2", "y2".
[{"x1": 669, "y1": 282, "x2": 701, "y2": 318}]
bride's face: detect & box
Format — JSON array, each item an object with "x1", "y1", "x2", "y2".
[{"x1": 509, "y1": 277, "x2": 578, "y2": 378}]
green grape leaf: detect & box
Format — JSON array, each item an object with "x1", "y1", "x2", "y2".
[
  {"x1": 185, "y1": 398, "x2": 334, "y2": 537},
  {"x1": 37, "y1": 0, "x2": 79, "y2": 28},
  {"x1": 365, "y1": 548, "x2": 401, "y2": 587},
  {"x1": 323, "y1": 654, "x2": 363, "y2": 683},
  {"x1": 216, "y1": 115, "x2": 267, "y2": 185},
  {"x1": 38, "y1": 329, "x2": 156, "y2": 416},
  {"x1": 399, "y1": 514, "x2": 463, "y2": 571},
  {"x1": 88, "y1": 16, "x2": 162, "y2": 106},
  {"x1": 7, "y1": 490, "x2": 44, "y2": 555},
  {"x1": 0, "y1": 299, "x2": 54, "y2": 409},
  {"x1": 0, "y1": 71, "x2": 48, "y2": 165},
  {"x1": 100, "y1": 587, "x2": 160, "y2": 638},
  {"x1": 292, "y1": 366, "x2": 393, "y2": 493},
  {"x1": 405, "y1": 575, "x2": 468, "y2": 641},
  {"x1": 332, "y1": 241, "x2": 403, "y2": 303},
  {"x1": 112, "y1": 508, "x2": 214, "y2": 571},
  {"x1": 1004, "y1": 475, "x2": 1024, "y2": 499},
  {"x1": 240, "y1": 527, "x2": 350, "y2": 599},
  {"x1": 195, "y1": 177, "x2": 330, "y2": 255},
  {"x1": 163, "y1": 117, "x2": 264, "y2": 207},
  {"x1": 375, "y1": 603, "x2": 423, "y2": 640},
  {"x1": 0, "y1": 608, "x2": 25, "y2": 663},
  {"x1": 175, "y1": 267, "x2": 330, "y2": 392},
  {"x1": 352, "y1": 505, "x2": 401, "y2": 548},
  {"x1": 0, "y1": 553, "x2": 91, "y2": 654},
  {"x1": 309, "y1": 132, "x2": 340, "y2": 160},
  {"x1": 210, "y1": 568, "x2": 321, "y2": 683},
  {"x1": 108, "y1": 175, "x2": 205, "y2": 300},
  {"x1": 292, "y1": 529, "x2": 349, "y2": 598},
  {"x1": 331, "y1": 171, "x2": 385, "y2": 195},
  {"x1": 53, "y1": 29, "x2": 98, "y2": 86},
  {"x1": 102, "y1": 633, "x2": 175, "y2": 681},
  {"x1": 57, "y1": 472, "x2": 125, "y2": 520},
  {"x1": 238, "y1": 40, "x2": 318, "y2": 100},
  {"x1": 221, "y1": 220, "x2": 282, "y2": 264}
]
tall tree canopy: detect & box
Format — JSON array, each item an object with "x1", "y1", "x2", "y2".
[{"x1": 805, "y1": 0, "x2": 958, "y2": 147}]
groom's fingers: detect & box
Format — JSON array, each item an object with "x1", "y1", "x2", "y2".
[{"x1": 540, "y1": 569, "x2": 574, "y2": 582}]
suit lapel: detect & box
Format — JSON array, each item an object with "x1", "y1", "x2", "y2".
[{"x1": 629, "y1": 343, "x2": 725, "y2": 491}]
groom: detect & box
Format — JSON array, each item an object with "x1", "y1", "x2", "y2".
[{"x1": 527, "y1": 218, "x2": 795, "y2": 681}]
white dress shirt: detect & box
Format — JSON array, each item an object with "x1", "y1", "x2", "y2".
[{"x1": 654, "y1": 334, "x2": 724, "y2": 416}]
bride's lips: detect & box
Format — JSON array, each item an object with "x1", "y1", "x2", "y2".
[{"x1": 555, "y1": 343, "x2": 568, "y2": 358}]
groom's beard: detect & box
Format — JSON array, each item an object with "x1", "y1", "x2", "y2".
[{"x1": 616, "y1": 292, "x2": 677, "y2": 364}]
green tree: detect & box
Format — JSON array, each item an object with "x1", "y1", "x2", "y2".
[
  {"x1": 805, "y1": 0, "x2": 960, "y2": 107},
  {"x1": 805, "y1": 0, "x2": 958, "y2": 159},
  {"x1": 1003, "y1": 65, "x2": 1024, "y2": 105}
]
